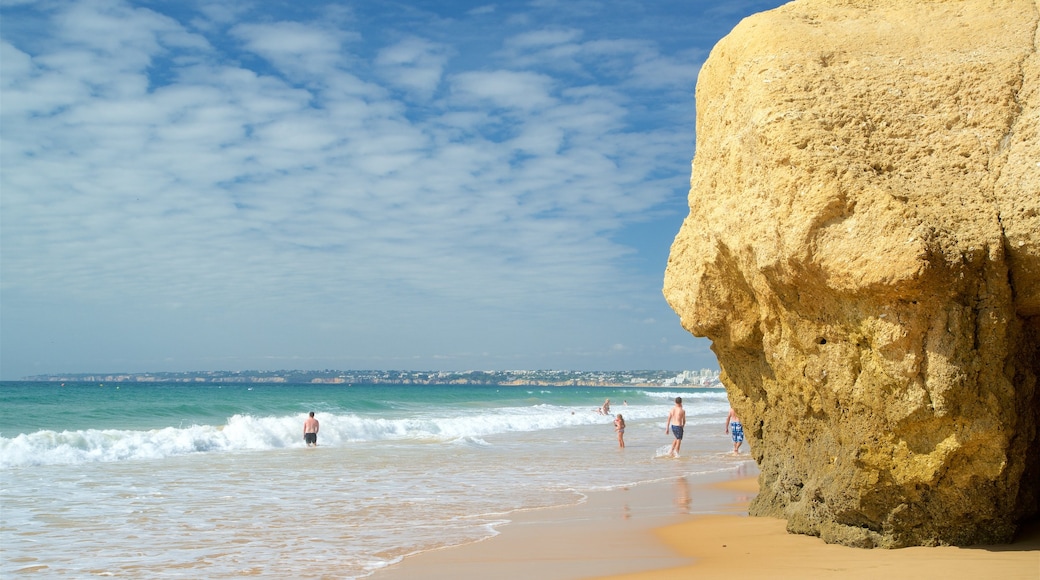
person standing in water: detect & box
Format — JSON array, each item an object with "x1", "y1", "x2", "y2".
[
  {"x1": 614, "y1": 414, "x2": 626, "y2": 448},
  {"x1": 665, "y1": 397, "x2": 686, "y2": 457},
  {"x1": 726, "y1": 408, "x2": 744, "y2": 454},
  {"x1": 303, "y1": 411, "x2": 320, "y2": 447}
]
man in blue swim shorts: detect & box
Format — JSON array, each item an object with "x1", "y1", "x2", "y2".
[
  {"x1": 726, "y1": 408, "x2": 744, "y2": 454},
  {"x1": 665, "y1": 397, "x2": 686, "y2": 457}
]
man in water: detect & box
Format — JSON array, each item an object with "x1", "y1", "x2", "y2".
[
  {"x1": 665, "y1": 397, "x2": 686, "y2": 457},
  {"x1": 726, "y1": 408, "x2": 744, "y2": 454},
  {"x1": 303, "y1": 411, "x2": 319, "y2": 447}
]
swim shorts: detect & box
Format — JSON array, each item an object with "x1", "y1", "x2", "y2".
[
  {"x1": 730, "y1": 422, "x2": 744, "y2": 443},
  {"x1": 671, "y1": 425, "x2": 684, "y2": 440},
  {"x1": 304, "y1": 432, "x2": 317, "y2": 445}
]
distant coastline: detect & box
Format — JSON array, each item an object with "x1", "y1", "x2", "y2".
[{"x1": 16, "y1": 368, "x2": 723, "y2": 388}]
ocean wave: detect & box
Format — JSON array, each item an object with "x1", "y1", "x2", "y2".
[
  {"x1": 0, "y1": 403, "x2": 668, "y2": 467},
  {"x1": 0, "y1": 424, "x2": 230, "y2": 468},
  {"x1": 637, "y1": 389, "x2": 727, "y2": 400},
  {"x1": 450, "y1": 435, "x2": 492, "y2": 447}
]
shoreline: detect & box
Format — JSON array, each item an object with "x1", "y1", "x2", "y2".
[
  {"x1": 371, "y1": 464, "x2": 758, "y2": 579},
  {"x1": 372, "y1": 466, "x2": 1040, "y2": 580}
]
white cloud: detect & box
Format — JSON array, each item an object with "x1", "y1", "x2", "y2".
[
  {"x1": 53, "y1": 0, "x2": 175, "y2": 60},
  {"x1": 230, "y1": 21, "x2": 356, "y2": 81},
  {"x1": 629, "y1": 52, "x2": 702, "y2": 90},
  {"x1": 1, "y1": 0, "x2": 785, "y2": 377},
  {"x1": 505, "y1": 28, "x2": 583, "y2": 49},
  {"x1": 449, "y1": 69, "x2": 556, "y2": 110},
  {"x1": 375, "y1": 37, "x2": 451, "y2": 99}
]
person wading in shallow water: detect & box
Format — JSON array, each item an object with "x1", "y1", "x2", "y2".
[
  {"x1": 303, "y1": 412, "x2": 319, "y2": 447},
  {"x1": 665, "y1": 397, "x2": 686, "y2": 457},
  {"x1": 726, "y1": 408, "x2": 744, "y2": 454}
]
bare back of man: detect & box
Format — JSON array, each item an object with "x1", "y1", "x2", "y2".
[
  {"x1": 665, "y1": 397, "x2": 686, "y2": 457},
  {"x1": 303, "y1": 412, "x2": 320, "y2": 447}
]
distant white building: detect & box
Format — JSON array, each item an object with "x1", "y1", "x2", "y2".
[{"x1": 662, "y1": 369, "x2": 721, "y2": 387}]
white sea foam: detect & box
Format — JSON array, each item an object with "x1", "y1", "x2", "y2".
[
  {"x1": 0, "y1": 401, "x2": 723, "y2": 468},
  {"x1": 1, "y1": 388, "x2": 754, "y2": 580},
  {"x1": 637, "y1": 389, "x2": 728, "y2": 402}
]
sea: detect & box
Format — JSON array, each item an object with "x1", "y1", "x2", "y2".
[{"x1": 0, "y1": 381, "x2": 753, "y2": 578}]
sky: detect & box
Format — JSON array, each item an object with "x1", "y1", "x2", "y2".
[{"x1": 1, "y1": 0, "x2": 786, "y2": 380}]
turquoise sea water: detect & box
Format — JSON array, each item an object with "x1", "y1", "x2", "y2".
[{"x1": 1, "y1": 381, "x2": 752, "y2": 578}]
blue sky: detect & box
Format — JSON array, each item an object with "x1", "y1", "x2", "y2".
[{"x1": 1, "y1": 0, "x2": 785, "y2": 379}]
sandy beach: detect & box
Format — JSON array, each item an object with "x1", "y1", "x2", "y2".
[{"x1": 374, "y1": 471, "x2": 1040, "y2": 580}]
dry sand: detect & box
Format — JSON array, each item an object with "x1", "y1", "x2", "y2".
[{"x1": 373, "y1": 470, "x2": 1040, "y2": 580}]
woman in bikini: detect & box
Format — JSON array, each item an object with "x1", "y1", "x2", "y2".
[{"x1": 614, "y1": 414, "x2": 626, "y2": 448}]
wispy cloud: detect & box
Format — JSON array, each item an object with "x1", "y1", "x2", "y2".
[
  {"x1": 375, "y1": 36, "x2": 451, "y2": 99},
  {"x1": 0, "y1": 0, "x2": 787, "y2": 377}
]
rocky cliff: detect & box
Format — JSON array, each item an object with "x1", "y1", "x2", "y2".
[{"x1": 664, "y1": 0, "x2": 1040, "y2": 547}]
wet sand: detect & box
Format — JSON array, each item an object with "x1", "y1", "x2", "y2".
[
  {"x1": 373, "y1": 470, "x2": 1040, "y2": 580},
  {"x1": 372, "y1": 466, "x2": 753, "y2": 579}
]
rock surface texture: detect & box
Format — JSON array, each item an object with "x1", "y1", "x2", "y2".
[{"x1": 664, "y1": 0, "x2": 1039, "y2": 547}]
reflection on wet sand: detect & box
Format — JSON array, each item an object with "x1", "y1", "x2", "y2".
[{"x1": 674, "y1": 477, "x2": 691, "y2": 514}]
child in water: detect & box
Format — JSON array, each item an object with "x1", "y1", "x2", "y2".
[{"x1": 614, "y1": 414, "x2": 626, "y2": 448}]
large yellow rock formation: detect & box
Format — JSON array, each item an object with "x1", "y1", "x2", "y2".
[{"x1": 664, "y1": 0, "x2": 1039, "y2": 547}]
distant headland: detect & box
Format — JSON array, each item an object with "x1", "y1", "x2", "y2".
[{"x1": 19, "y1": 368, "x2": 722, "y2": 388}]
